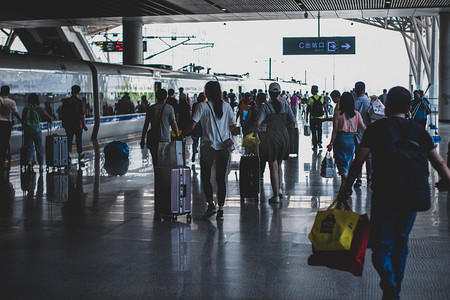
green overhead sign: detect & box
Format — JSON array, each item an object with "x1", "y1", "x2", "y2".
[{"x1": 283, "y1": 37, "x2": 355, "y2": 55}]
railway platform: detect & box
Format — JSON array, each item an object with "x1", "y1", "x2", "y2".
[{"x1": 0, "y1": 122, "x2": 449, "y2": 299}]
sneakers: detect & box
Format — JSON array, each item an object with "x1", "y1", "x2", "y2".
[
  {"x1": 78, "y1": 153, "x2": 85, "y2": 160},
  {"x1": 318, "y1": 143, "x2": 323, "y2": 149},
  {"x1": 269, "y1": 195, "x2": 280, "y2": 203},
  {"x1": 202, "y1": 202, "x2": 217, "y2": 219},
  {"x1": 381, "y1": 282, "x2": 396, "y2": 300},
  {"x1": 216, "y1": 210, "x2": 224, "y2": 221},
  {"x1": 354, "y1": 179, "x2": 362, "y2": 189},
  {"x1": 278, "y1": 189, "x2": 283, "y2": 198}
]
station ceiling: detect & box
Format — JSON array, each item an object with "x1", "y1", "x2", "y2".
[{"x1": 0, "y1": 0, "x2": 449, "y2": 28}]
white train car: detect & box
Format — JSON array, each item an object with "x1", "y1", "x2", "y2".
[{"x1": 0, "y1": 52, "x2": 301, "y2": 153}]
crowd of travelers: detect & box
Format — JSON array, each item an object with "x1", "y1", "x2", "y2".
[{"x1": 1, "y1": 79, "x2": 450, "y2": 300}]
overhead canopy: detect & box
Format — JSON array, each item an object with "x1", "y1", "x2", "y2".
[{"x1": 0, "y1": 0, "x2": 449, "y2": 28}]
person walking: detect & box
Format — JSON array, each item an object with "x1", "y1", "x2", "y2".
[
  {"x1": 327, "y1": 92, "x2": 366, "y2": 189},
  {"x1": 176, "y1": 92, "x2": 192, "y2": 134},
  {"x1": 22, "y1": 93, "x2": 53, "y2": 172},
  {"x1": 191, "y1": 92, "x2": 206, "y2": 162},
  {"x1": 307, "y1": 85, "x2": 328, "y2": 149},
  {"x1": 255, "y1": 82, "x2": 296, "y2": 203},
  {"x1": 179, "y1": 81, "x2": 236, "y2": 221},
  {"x1": 140, "y1": 89, "x2": 179, "y2": 167},
  {"x1": 60, "y1": 85, "x2": 88, "y2": 161},
  {"x1": 353, "y1": 81, "x2": 372, "y2": 186},
  {"x1": 0, "y1": 86, "x2": 22, "y2": 169},
  {"x1": 410, "y1": 90, "x2": 431, "y2": 129},
  {"x1": 337, "y1": 86, "x2": 450, "y2": 300}
]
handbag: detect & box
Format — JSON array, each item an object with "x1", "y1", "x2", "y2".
[
  {"x1": 308, "y1": 199, "x2": 360, "y2": 251},
  {"x1": 206, "y1": 102, "x2": 235, "y2": 152},
  {"x1": 303, "y1": 124, "x2": 311, "y2": 136},
  {"x1": 320, "y1": 152, "x2": 335, "y2": 178},
  {"x1": 308, "y1": 214, "x2": 370, "y2": 276},
  {"x1": 368, "y1": 98, "x2": 386, "y2": 121}
]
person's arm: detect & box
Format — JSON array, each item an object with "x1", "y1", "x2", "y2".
[
  {"x1": 428, "y1": 148, "x2": 450, "y2": 183},
  {"x1": 178, "y1": 120, "x2": 196, "y2": 139},
  {"x1": 327, "y1": 114, "x2": 338, "y2": 151},
  {"x1": 170, "y1": 119, "x2": 179, "y2": 138},
  {"x1": 140, "y1": 112, "x2": 151, "y2": 149},
  {"x1": 323, "y1": 97, "x2": 329, "y2": 119},
  {"x1": 358, "y1": 114, "x2": 366, "y2": 131},
  {"x1": 306, "y1": 100, "x2": 311, "y2": 121},
  {"x1": 421, "y1": 98, "x2": 431, "y2": 114},
  {"x1": 80, "y1": 101, "x2": 88, "y2": 130},
  {"x1": 42, "y1": 110, "x2": 53, "y2": 123}
]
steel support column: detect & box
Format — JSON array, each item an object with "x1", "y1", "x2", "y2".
[
  {"x1": 123, "y1": 19, "x2": 143, "y2": 65},
  {"x1": 439, "y1": 12, "x2": 450, "y2": 122}
]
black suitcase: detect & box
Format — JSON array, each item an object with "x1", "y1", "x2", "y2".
[
  {"x1": 288, "y1": 127, "x2": 299, "y2": 156},
  {"x1": 239, "y1": 132, "x2": 260, "y2": 203}
]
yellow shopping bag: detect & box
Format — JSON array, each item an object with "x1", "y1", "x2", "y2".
[{"x1": 308, "y1": 199, "x2": 360, "y2": 251}]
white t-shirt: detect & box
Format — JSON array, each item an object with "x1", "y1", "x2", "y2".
[
  {"x1": 0, "y1": 96, "x2": 18, "y2": 122},
  {"x1": 192, "y1": 101, "x2": 236, "y2": 151}
]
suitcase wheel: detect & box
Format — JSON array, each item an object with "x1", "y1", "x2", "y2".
[{"x1": 186, "y1": 214, "x2": 192, "y2": 223}]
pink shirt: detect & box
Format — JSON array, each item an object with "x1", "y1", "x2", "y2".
[{"x1": 332, "y1": 110, "x2": 362, "y2": 133}]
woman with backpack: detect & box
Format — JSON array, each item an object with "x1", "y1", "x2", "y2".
[
  {"x1": 255, "y1": 82, "x2": 296, "y2": 203},
  {"x1": 326, "y1": 92, "x2": 366, "y2": 189},
  {"x1": 22, "y1": 93, "x2": 53, "y2": 172}
]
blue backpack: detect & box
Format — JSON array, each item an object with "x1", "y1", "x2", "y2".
[{"x1": 104, "y1": 140, "x2": 129, "y2": 160}]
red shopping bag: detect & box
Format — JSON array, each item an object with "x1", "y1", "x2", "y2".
[{"x1": 307, "y1": 214, "x2": 370, "y2": 276}]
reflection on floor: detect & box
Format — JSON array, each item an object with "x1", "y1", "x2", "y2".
[{"x1": 0, "y1": 121, "x2": 449, "y2": 299}]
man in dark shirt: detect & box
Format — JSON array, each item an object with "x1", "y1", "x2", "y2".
[
  {"x1": 337, "y1": 86, "x2": 450, "y2": 300},
  {"x1": 166, "y1": 88, "x2": 177, "y2": 112}
]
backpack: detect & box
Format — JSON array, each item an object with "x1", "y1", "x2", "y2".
[
  {"x1": 311, "y1": 96, "x2": 325, "y2": 117},
  {"x1": 61, "y1": 99, "x2": 80, "y2": 130},
  {"x1": 381, "y1": 120, "x2": 430, "y2": 211},
  {"x1": 24, "y1": 105, "x2": 40, "y2": 134},
  {"x1": 104, "y1": 140, "x2": 129, "y2": 160}
]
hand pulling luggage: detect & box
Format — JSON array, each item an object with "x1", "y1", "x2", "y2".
[
  {"x1": 288, "y1": 127, "x2": 299, "y2": 156},
  {"x1": 239, "y1": 131, "x2": 260, "y2": 203},
  {"x1": 46, "y1": 171, "x2": 69, "y2": 203},
  {"x1": 45, "y1": 125, "x2": 69, "y2": 170}
]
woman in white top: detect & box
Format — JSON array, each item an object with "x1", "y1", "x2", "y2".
[{"x1": 180, "y1": 81, "x2": 236, "y2": 221}]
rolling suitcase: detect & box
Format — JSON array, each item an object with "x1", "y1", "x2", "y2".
[
  {"x1": 45, "y1": 125, "x2": 69, "y2": 170},
  {"x1": 46, "y1": 171, "x2": 69, "y2": 203},
  {"x1": 154, "y1": 166, "x2": 192, "y2": 222},
  {"x1": 288, "y1": 127, "x2": 299, "y2": 156},
  {"x1": 154, "y1": 140, "x2": 191, "y2": 222},
  {"x1": 239, "y1": 131, "x2": 260, "y2": 203}
]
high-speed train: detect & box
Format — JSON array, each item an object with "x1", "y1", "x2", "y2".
[{"x1": 0, "y1": 52, "x2": 303, "y2": 153}]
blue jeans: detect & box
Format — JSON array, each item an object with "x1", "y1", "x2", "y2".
[
  {"x1": 65, "y1": 127, "x2": 83, "y2": 155},
  {"x1": 24, "y1": 131, "x2": 44, "y2": 166},
  {"x1": 371, "y1": 207, "x2": 417, "y2": 299}
]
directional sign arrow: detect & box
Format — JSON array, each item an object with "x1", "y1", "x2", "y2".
[{"x1": 341, "y1": 43, "x2": 351, "y2": 50}]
